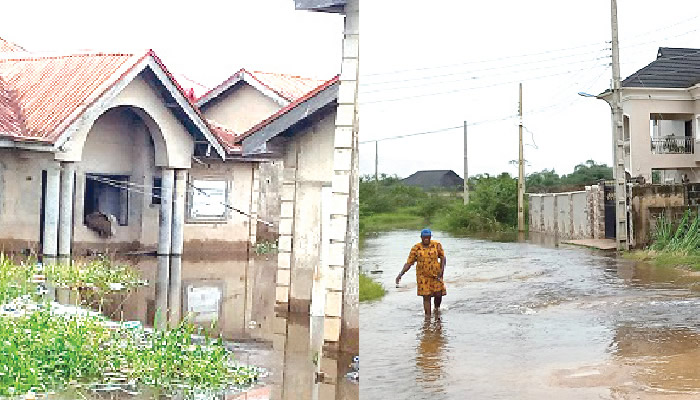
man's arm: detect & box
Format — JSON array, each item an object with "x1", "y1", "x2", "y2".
[{"x1": 396, "y1": 262, "x2": 413, "y2": 285}]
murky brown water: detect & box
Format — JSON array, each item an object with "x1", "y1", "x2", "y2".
[{"x1": 360, "y1": 231, "x2": 700, "y2": 399}]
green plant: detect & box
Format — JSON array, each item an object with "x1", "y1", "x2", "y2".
[
  {"x1": 254, "y1": 240, "x2": 278, "y2": 255},
  {"x1": 359, "y1": 273, "x2": 386, "y2": 302}
]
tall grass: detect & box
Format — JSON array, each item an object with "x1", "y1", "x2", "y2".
[
  {"x1": 650, "y1": 210, "x2": 700, "y2": 255},
  {"x1": 0, "y1": 255, "x2": 262, "y2": 397},
  {"x1": 359, "y1": 273, "x2": 386, "y2": 302}
]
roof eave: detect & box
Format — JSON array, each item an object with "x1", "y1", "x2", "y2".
[
  {"x1": 51, "y1": 52, "x2": 226, "y2": 160},
  {"x1": 294, "y1": 0, "x2": 346, "y2": 13},
  {"x1": 197, "y1": 69, "x2": 289, "y2": 108},
  {"x1": 240, "y1": 79, "x2": 339, "y2": 156}
]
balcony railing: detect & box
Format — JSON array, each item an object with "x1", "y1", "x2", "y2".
[{"x1": 651, "y1": 136, "x2": 694, "y2": 154}]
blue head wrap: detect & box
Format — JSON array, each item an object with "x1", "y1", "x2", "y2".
[{"x1": 420, "y1": 228, "x2": 432, "y2": 237}]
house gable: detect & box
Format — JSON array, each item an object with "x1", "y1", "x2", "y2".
[
  {"x1": 199, "y1": 81, "x2": 281, "y2": 135},
  {"x1": 239, "y1": 76, "x2": 339, "y2": 155},
  {"x1": 0, "y1": 50, "x2": 225, "y2": 164}
]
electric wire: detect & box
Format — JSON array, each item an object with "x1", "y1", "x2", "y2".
[
  {"x1": 363, "y1": 13, "x2": 700, "y2": 78},
  {"x1": 360, "y1": 50, "x2": 610, "y2": 87},
  {"x1": 361, "y1": 64, "x2": 610, "y2": 105},
  {"x1": 360, "y1": 55, "x2": 611, "y2": 94},
  {"x1": 83, "y1": 174, "x2": 274, "y2": 227}
]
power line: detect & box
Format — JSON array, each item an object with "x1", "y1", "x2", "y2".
[
  {"x1": 361, "y1": 50, "x2": 610, "y2": 87},
  {"x1": 84, "y1": 174, "x2": 274, "y2": 227},
  {"x1": 359, "y1": 114, "x2": 522, "y2": 144},
  {"x1": 359, "y1": 125, "x2": 463, "y2": 144},
  {"x1": 363, "y1": 42, "x2": 610, "y2": 77},
  {"x1": 361, "y1": 64, "x2": 610, "y2": 105},
  {"x1": 360, "y1": 55, "x2": 610, "y2": 94},
  {"x1": 359, "y1": 66, "x2": 609, "y2": 146},
  {"x1": 362, "y1": 13, "x2": 700, "y2": 79}
]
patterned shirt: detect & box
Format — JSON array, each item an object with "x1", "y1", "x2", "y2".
[{"x1": 407, "y1": 240, "x2": 445, "y2": 279}]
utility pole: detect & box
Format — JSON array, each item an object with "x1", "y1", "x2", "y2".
[
  {"x1": 611, "y1": 0, "x2": 628, "y2": 250},
  {"x1": 375, "y1": 140, "x2": 379, "y2": 184},
  {"x1": 518, "y1": 83, "x2": 525, "y2": 232},
  {"x1": 463, "y1": 121, "x2": 469, "y2": 204}
]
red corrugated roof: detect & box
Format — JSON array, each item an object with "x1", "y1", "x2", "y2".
[
  {"x1": 198, "y1": 68, "x2": 327, "y2": 105},
  {"x1": 0, "y1": 52, "x2": 144, "y2": 143},
  {"x1": 206, "y1": 119, "x2": 241, "y2": 154},
  {"x1": 238, "y1": 75, "x2": 340, "y2": 143},
  {"x1": 248, "y1": 70, "x2": 327, "y2": 102},
  {"x1": 0, "y1": 37, "x2": 25, "y2": 53}
]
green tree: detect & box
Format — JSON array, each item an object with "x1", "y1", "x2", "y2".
[{"x1": 561, "y1": 160, "x2": 612, "y2": 185}]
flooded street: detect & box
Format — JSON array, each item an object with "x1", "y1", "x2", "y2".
[{"x1": 360, "y1": 231, "x2": 700, "y2": 399}]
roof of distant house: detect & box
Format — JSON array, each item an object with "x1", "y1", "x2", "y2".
[
  {"x1": 401, "y1": 170, "x2": 464, "y2": 190},
  {"x1": 197, "y1": 68, "x2": 327, "y2": 107},
  {"x1": 622, "y1": 47, "x2": 700, "y2": 89}
]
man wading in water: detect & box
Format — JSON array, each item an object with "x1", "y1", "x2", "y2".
[{"x1": 396, "y1": 229, "x2": 447, "y2": 316}]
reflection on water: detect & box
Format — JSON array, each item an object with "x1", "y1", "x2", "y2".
[
  {"x1": 38, "y1": 255, "x2": 357, "y2": 400},
  {"x1": 361, "y1": 230, "x2": 700, "y2": 400},
  {"x1": 416, "y1": 314, "x2": 448, "y2": 391}
]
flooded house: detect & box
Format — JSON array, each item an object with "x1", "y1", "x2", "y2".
[{"x1": 0, "y1": 40, "x2": 355, "y2": 348}]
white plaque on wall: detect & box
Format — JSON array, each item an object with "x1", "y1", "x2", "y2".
[{"x1": 186, "y1": 285, "x2": 222, "y2": 322}]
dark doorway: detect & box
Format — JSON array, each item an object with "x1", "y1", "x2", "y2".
[
  {"x1": 604, "y1": 182, "x2": 616, "y2": 239},
  {"x1": 84, "y1": 174, "x2": 130, "y2": 226}
]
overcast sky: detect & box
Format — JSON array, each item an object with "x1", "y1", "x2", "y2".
[
  {"x1": 360, "y1": 1, "x2": 700, "y2": 179},
  {"x1": 0, "y1": 0, "x2": 343, "y2": 95}
]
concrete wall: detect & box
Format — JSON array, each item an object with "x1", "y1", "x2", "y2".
[
  {"x1": 200, "y1": 82, "x2": 281, "y2": 134},
  {"x1": 282, "y1": 111, "x2": 336, "y2": 313},
  {"x1": 183, "y1": 161, "x2": 255, "y2": 257},
  {"x1": 542, "y1": 195, "x2": 556, "y2": 235},
  {"x1": 556, "y1": 193, "x2": 571, "y2": 239},
  {"x1": 529, "y1": 195, "x2": 543, "y2": 232},
  {"x1": 0, "y1": 150, "x2": 54, "y2": 253},
  {"x1": 571, "y1": 191, "x2": 590, "y2": 238},
  {"x1": 630, "y1": 184, "x2": 686, "y2": 248},
  {"x1": 529, "y1": 190, "x2": 591, "y2": 240}
]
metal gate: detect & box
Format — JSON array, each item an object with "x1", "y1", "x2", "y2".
[{"x1": 603, "y1": 182, "x2": 616, "y2": 239}]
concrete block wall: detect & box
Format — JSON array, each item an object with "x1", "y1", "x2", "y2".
[
  {"x1": 556, "y1": 193, "x2": 571, "y2": 239},
  {"x1": 529, "y1": 190, "x2": 594, "y2": 240}
]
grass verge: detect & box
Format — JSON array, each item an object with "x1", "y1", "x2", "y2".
[
  {"x1": 359, "y1": 273, "x2": 386, "y2": 302},
  {"x1": 360, "y1": 207, "x2": 426, "y2": 236},
  {"x1": 624, "y1": 250, "x2": 700, "y2": 270}
]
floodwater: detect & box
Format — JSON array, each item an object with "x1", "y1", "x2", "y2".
[
  {"x1": 360, "y1": 231, "x2": 700, "y2": 400},
  {"x1": 45, "y1": 255, "x2": 358, "y2": 400}
]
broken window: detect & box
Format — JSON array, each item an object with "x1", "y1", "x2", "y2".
[
  {"x1": 84, "y1": 174, "x2": 129, "y2": 226},
  {"x1": 187, "y1": 179, "x2": 229, "y2": 221}
]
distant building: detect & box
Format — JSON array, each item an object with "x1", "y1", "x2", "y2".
[{"x1": 402, "y1": 170, "x2": 464, "y2": 191}]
